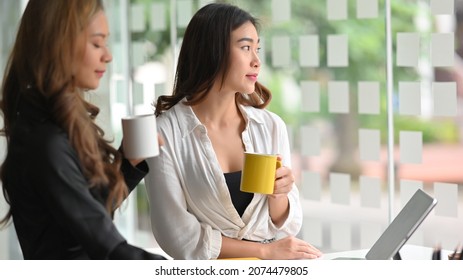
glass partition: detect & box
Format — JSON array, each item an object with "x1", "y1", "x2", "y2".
[{"x1": 0, "y1": 0, "x2": 461, "y2": 259}]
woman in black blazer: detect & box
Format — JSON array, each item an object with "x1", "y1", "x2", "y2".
[{"x1": 0, "y1": 0, "x2": 165, "y2": 260}]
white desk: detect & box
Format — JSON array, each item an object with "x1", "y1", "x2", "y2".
[
  {"x1": 147, "y1": 244, "x2": 452, "y2": 260},
  {"x1": 320, "y1": 244, "x2": 452, "y2": 260}
]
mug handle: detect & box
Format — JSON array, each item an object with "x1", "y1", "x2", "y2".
[{"x1": 276, "y1": 159, "x2": 282, "y2": 169}]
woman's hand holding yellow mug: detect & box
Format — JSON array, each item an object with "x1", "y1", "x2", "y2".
[
  {"x1": 271, "y1": 155, "x2": 294, "y2": 199},
  {"x1": 240, "y1": 153, "x2": 294, "y2": 198},
  {"x1": 240, "y1": 152, "x2": 282, "y2": 194}
]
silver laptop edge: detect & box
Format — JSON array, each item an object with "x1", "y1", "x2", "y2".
[
  {"x1": 364, "y1": 189, "x2": 437, "y2": 260},
  {"x1": 331, "y1": 189, "x2": 437, "y2": 260}
]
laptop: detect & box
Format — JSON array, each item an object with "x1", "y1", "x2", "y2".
[{"x1": 331, "y1": 189, "x2": 437, "y2": 260}]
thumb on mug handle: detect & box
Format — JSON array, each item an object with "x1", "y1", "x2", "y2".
[{"x1": 276, "y1": 159, "x2": 282, "y2": 169}]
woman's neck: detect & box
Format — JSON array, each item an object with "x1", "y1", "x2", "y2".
[{"x1": 192, "y1": 91, "x2": 241, "y2": 129}]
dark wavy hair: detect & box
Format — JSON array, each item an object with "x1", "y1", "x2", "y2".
[
  {"x1": 0, "y1": 0, "x2": 127, "y2": 226},
  {"x1": 155, "y1": 3, "x2": 271, "y2": 116}
]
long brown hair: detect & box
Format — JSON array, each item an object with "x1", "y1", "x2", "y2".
[
  {"x1": 0, "y1": 0, "x2": 127, "y2": 226},
  {"x1": 155, "y1": 3, "x2": 271, "y2": 117}
]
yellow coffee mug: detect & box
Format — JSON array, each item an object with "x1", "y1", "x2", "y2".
[{"x1": 240, "y1": 153, "x2": 282, "y2": 194}]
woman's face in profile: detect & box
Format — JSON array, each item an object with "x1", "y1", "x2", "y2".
[
  {"x1": 74, "y1": 10, "x2": 112, "y2": 90},
  {"x1": 223, "y1": 21, "x2": 261, "y2": 95}
]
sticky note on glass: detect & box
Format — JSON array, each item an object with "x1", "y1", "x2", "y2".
[
  {"x1": 330, "y1": 172, "x2": 351, "y2": 205},
  {"x1": 272, "y1": 0, "x2": 291, "y2": 23},
  {"x1": 303, "y1": 219, "x2": 323, "y2": 247},
  {"x1": 400, "y1": 180, "x2": 423, "y2": 207},
  {"x1": 431, "y1": 33, "x2": 454, "y2": 67},
  {"x1": 302, "y1": 171, "x2": 321, "y2": 201},
  {"x1": 358, "y1": 81, "x2": 380, "y2": 115},
  {"x1": 328, "y1": 34, "x2": 348, "y2": 67},
  {"x1": 151, "y1": 3, "x2": 166, "y2": 31},
  {"x1": 112, "y1": 43, "x2": 123, "y2": 73},
  {"x1": 286, "y1": 125, "x2": 294, "y2": 151},
  {"x1": 434, "y1": 182, "x2": 458, "y2": 217},
  {"x1": 301, "y1": 125, "x2": 320, "y2": 156},
  {"x1": 300, "y1": 35, "x2": 319, "y2": 67},
  {"x1": 360, "y1": 176, "x2": 381, "y2": 208},
  {"x1": 328, "y1": 81, "x2": 349, "y2": 113},
  {"x1": 199, "y1": 0, "x2": 214, "y2": 8},
  {"x1": 258, "y1": 37, "x2": 266, "y2": 66},
  {"x1": 131, "y1": 42, "x2": 145, "y2": 68},
  {"x1": 301, "y1": 81, "x2": 320, "y2": 112},
  {"x1": 131, "y1": 4, "x2": 145, "y2": 32},
  {"x1": 359, "y1": 129, "x2": 380, "y2": 161},
  {"x1": 433, "y1": 82, "x2": 457, "y2": 117},
  {"x1": 360, "y1": 222, "x2": 382, "y2": 248},
  {"x1": 331, "y1": 222, "x2": 351, "y2": 251},
  {"x1": 430, "y1": 0, "x2": 454, "y2": 15},
  {"x1": 399, "y1": 82, "x2": 421, "y2": 115},
  {"x1": 327, "y1": 0, "x2": 348, "y2": 20},
  {"x1": 399, "y1": 131, "x2": 422, "y2": 164},
  {"x1": 272, "y1": 36, "x2": 291, "y2": 67},
  {"x1": 397, "y1": 33, "x2": 420, "y2": 67},
  {"x1": 356, "y1": 0, "x2": 378, "y2": 19},
  {"x1": 177, "y1": 0, "x2": 193, "y2": 28}
]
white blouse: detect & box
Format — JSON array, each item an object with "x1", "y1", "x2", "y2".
[{"x1": 145, "y1": 100, "x2": 302, "y2": 260}]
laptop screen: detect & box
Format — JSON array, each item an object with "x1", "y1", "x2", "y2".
[{"x1": 365, "y1": 189, "x2": 437, "y2": 260}]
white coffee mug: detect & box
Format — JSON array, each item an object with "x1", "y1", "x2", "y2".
[{"x1": 121, "y1": 114, "x2": 159, "y2": 159}]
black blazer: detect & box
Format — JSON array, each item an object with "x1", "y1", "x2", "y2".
[{"x1": 3, "y1": 91, "x2": 164, "y2": 260}]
